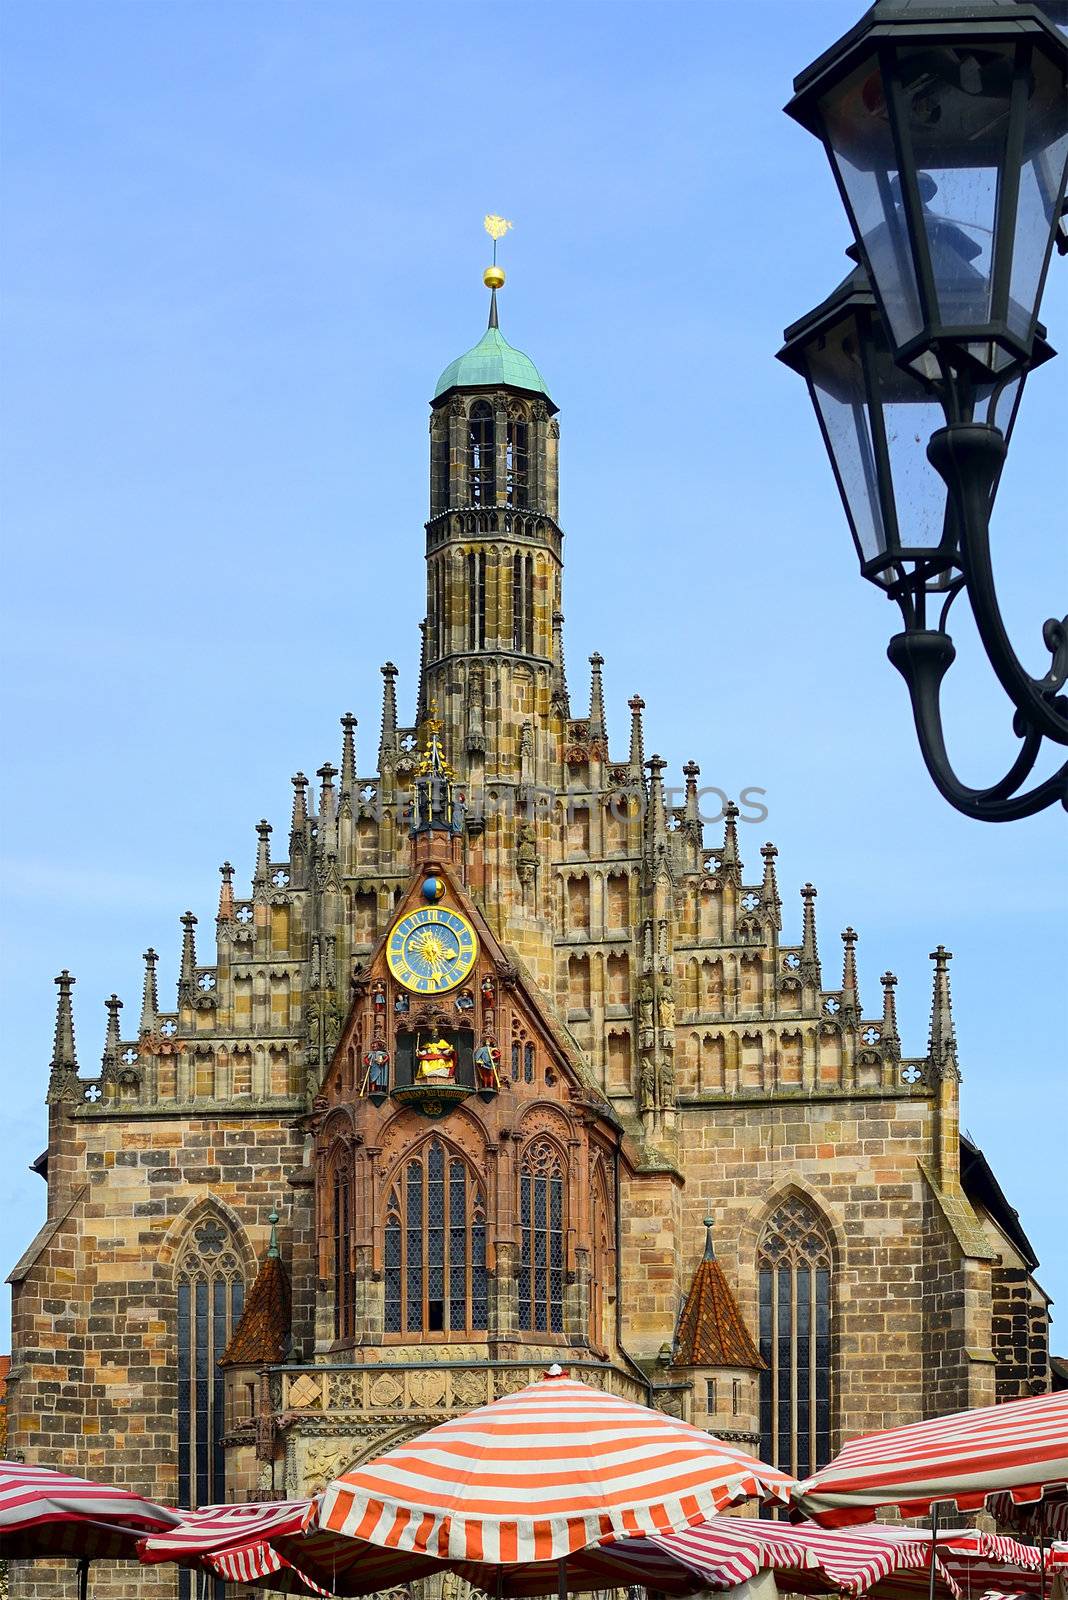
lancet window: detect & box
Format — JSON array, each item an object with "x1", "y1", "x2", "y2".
[
  {"x1": 331, "y1": 1147, "x2": 355, "y2": 1342},
  {"x1": 468, "y1": 400, "x2": 495, "y2": 504},
  {"x1": 383, "y1": 1138, "x2": 488, "y2": 1335},
  {"x1": 758, "y1": 1195, "x2": 833, "y2": 1479},
  {"x1": 507, "y1": 408, "x2": 529, "y2": 508},
  {"x1": 512, "y1": 552, "x2": 534, "y2": 653},
  {"x1": 518, "y1": 1138, "x2": 565, "y2": 1334},
  {"x1": 468, "y1": 550, "x2": 487, "y2": 650},
  {"x1": 174, "y1": 1215, "x2": 247, "y2": 1599}
]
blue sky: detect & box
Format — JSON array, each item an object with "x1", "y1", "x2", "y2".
[{"x1": 1, "y1": 1, "x2": 1065, "y2": 1334}]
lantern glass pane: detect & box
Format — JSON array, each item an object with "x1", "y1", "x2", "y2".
[
  {"x1": 804, "y1": 310, "x2": 947, "y2": 575},
  {"x1": 820, "y1": 55, "x2": 924, "y2": 352},
  {"x1": 897, "y1": 44, "x2": 1015, "y2": 335},
  {"x1": 1009, "y1": 48, "x2": 1068, "y2": 342}
]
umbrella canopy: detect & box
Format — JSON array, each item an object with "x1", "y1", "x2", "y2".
[
  {"x1": 0, "y1": 1460, "x2": 179, "y2": 1561},
  {"x1": 793, "y1": 1392, "x2": 1068, "y2": 1527},
  {"x1": 649, "y1": 1516, "x2": 956, "y2": 1597},
  {"x1": 139, "y1": 1497, "x2": 698, "y2": 1598},
  {"x1": 139, "y1": 1500, "x2": 444, "y2": 1597},
  {"x1": 317, "y1": 1368, "x2": 795, "y2": 1563}
]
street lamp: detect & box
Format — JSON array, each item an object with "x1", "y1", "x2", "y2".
[{"x1": 782, "y1": 0, "x2": 1068, "y2": 821}]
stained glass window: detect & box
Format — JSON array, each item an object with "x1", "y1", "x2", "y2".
[
  {"x1": 382, "y1": 1138, "x2": 487, "y2": 1335},
  {"x1": 758, "y1": 1196, "x2": 832, "y2": 1481},
  {"x1": 175, "y1": 1216, "x2": 246, "y2": 1600},
  {"x1": 468, "y1": 401, "x2": 495, "y2": 505},
  {"x1": 519, "y1": 1139, "x2": 565, "y2": 1335}
]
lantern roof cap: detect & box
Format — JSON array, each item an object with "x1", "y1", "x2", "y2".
[
  {"x1": 787, "y1": 0, "x2": 1068, "y2": 132},
  {"x1": 433, "y1": 275, "x2": 555, "y2": 410}
]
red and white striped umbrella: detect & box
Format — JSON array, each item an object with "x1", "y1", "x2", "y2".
[
  {"x1": 649, "y1": 1516, "x2": 953, "y2": 1597},
  {"x1": 0, "y1": 1460, "x2": 179, "y2": 1561},
  {"x1": 317, "y1": 1367, "x2": 795, "y2": 1564},
  {"x1": 793, "y1": 1392, "x2": 1068, "y2": 1527},
  {"x1": 139, "y1": 1499, "x2": 449, "y2": 1596}
]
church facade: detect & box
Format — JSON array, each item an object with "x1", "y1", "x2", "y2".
[{"x1": 7, "y1": 273, "x2": 1053, "y2": 1597}]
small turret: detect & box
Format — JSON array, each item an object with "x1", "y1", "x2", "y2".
[
  {"x1": 683, "y1": 761, "x2": 701, "y2": 829},
  {"x1": 46, "y1": 970, "x2": 80, "y2": 1104},
  {"x1": 178, "y1": 913, "x2": 198, "y2": 1003},
  {"x1": 139, "y1": 948, "x2": 159, "y2": 1034},
  {"x1": 217, "y1": 863, "x2": 235, "y2": 924},
  {"x1": 841, "y1": 927, "x2": 860, "y2": 1024},
  {"x1": 378, "y1": 662, "x2": 399, "y2": 770},
  {"x1": 645, "y1": 755, "x2": 668, "y2": 863},
  {"x1": 100, "y1": 994, "x2": 123, "y2": 1086},
  {"x1": 317, "y1": 764, "x2": 338, "y2": 861},
  {"x1": 628, "y1": 695, "x2": 646, "y2": 784},
  {"x1": 928, "y1": 944, "x2": 960, "y2": 1083},
  {"x1": 587, "y1": 653, "x2": 606, "y2": 748},
  {"x1": 671, "y1": 1218, "x2": 764, "y2": 1440},
  {"x1": 800, "y1": 882, "x2": 821, "y2": 987},
  {"x1": 551, "y1": 612, "x2": 570, "y2": 716},
  {"x1": 339, "y1": 715, "x2": 357, "y2": 804},
  {"x1": 760, "y1": 843, "x2": 782, "y2": 929},
  {"x1": 880, "y1": 970, "x2": 901, "y2": 1059},
  {"x1": 719, "y1": 800, "x2": 740, "y2": 880},
  {"x1": 254, "y1": 821, "x2": 272, "y2": 887}
]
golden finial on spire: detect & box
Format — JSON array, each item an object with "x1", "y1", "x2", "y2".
[{"x1": 483, "y1": 214, "x2": 512, "y2": 289}]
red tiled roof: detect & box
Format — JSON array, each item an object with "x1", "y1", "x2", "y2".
[
  {"x1": 673, "y1": 1231, "x2": 764, "y2": 1371},
  {"x1": 220, "y1": 1253, "x2": 291, "y2": 1368}
]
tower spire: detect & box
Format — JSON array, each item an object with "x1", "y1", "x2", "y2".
[
  {"x1": 47, "y1": 970, "x2": 79, "y2": 1101},
  {"x1": 683, "y1": 761, "x2": 701, "y2": 828},
  {"x1": 482, "y1": 212, "x2": 511, "y2": 329},
  {"x1": 378, "y1": 662, "x2": 398, "y2": 770},
  {"x1": 719, "y1": 801, "x2": 740, "y2": 880},
  {"x1": 645, "y1": 755, "x2": 668, "y2": 864},
  {"x1": 587, "y1": 653, "x2": 606, "y2": 746},
  {"x1": 928, "y1": 944, "x2": 960, "y2": 1081},
  {"x1": 139, "y1": 949, "x2": 159, "y2": 1034}
]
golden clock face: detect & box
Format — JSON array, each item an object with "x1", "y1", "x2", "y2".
[{"x1": 386, "y1": 906, "x2": 479, "y2": 995}]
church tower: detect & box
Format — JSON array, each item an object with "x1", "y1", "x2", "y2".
[{"x1": 423, "y1": 247, "x2": 564, "y2": 800}]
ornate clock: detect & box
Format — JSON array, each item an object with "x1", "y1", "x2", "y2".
[{"x1": 386, "y1": 906, "x2": 479, "y2": 995}]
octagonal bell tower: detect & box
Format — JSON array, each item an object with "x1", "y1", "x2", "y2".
[{"x1": 423, "y1": 254, "x2": 564, "y2": 796}]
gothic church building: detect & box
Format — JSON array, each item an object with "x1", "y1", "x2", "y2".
[{"x1": 7, "y1": 272, "x2": 1053, "y2": 1597}]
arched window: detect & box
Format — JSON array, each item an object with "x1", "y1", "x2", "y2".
[
  {"x1": 758, "y1": 1195, "x2": 833, "y2": 1479},
  {"x1": 519, "y1": 1138, "x2": 565, "y2": 1334},
  {"x1": 383, "y1": 1138, "x2": 487, "y2": 1335},
  {"x1": 174, "y1": 1211, "x2": 247, "y2": 1593},
  {"x1": 512, "y1": 552, "x2": 534, "y2": 654},
  {"x1": 468, "y1": 401, "x2": 495, "y2": 505},
  {"x1": 507, "y1": 408, "x2": 529, "y2": 508},
  {"x1": 331, "y1": 1146, "x2": 355, "y2": 1342}
]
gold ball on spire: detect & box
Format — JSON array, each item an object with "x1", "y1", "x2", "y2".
[{"x1": 483, "y1": 264, "x2": 506, "y2": 290}]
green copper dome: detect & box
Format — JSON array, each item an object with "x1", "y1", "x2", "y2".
[{"x1": 434, "y1": 323, "x2": 551, "y2": 403}]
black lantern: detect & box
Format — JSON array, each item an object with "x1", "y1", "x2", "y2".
[
  {"x1": 777, "y1": 263, "x2": 1049, "y2": 597},
  {"x1": 786, "y1": 0, "x2": 1068, "y2": 388}
]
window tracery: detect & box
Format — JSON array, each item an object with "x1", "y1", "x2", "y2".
[
  {"x1": 507, "y1": 407, "x2": 529, "y2": 508},
  {"x1": 519, "y1": 1138, "x2": 565, "y2": 1334},
  {"x1": 383, "y1": 1138, "x2": 488, "y2": 1335},
  {"x1": 758, "y1": 1194, "x2": 833, "y2": 1479},
  {"x1": 174, "y1": 1211, "x2": 247, "y2": 1596}
]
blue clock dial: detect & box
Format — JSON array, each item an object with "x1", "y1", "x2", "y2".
[{"x1": 385, "y1": 906, "x2": 479, "y2": 994}]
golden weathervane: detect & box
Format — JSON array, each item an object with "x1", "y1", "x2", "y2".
[{"x1": 483, "y1": 214, "x2": 512, "y2": 290}]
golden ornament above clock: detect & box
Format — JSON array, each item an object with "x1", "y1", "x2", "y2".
[{"x1": 386, "y1": 905, "x2": 479, "y2": 995}]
